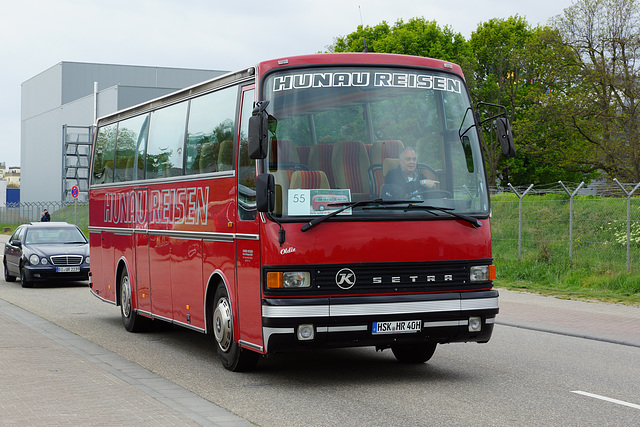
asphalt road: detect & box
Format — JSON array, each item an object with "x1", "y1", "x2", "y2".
[{"x1": 0, "y1": 276, "x2": 638, "y2": 426}]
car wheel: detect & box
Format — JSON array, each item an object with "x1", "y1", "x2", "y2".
[
  {"x1": 213, "y1": 284, "x2": 259, "y2": 372},
  {"x1": 20, "y1": 267, "x2": 33, "y2": 288},
  {"x1": 120, "y1": 270, "x2": 150, "y2": 332},
  {"x1": 3, "y1": 260, "x2": 16, "y2": 282},
  {"x1": 391, "y1": 342, "x2": 437, "y2": 363}
]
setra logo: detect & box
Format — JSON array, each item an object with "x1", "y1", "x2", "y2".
[{"x1": 335, "y1": 268, "x2": 356, "y2": 290}]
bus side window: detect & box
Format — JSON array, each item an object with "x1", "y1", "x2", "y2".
[
  {"x1": 91, "y1": 123, "x2": 117, "y2": 185},
  {"x1": 186, "y1": 86, "x2": 238, "y2": 174},
  {"x1": 147, "y1": 101, "x2": 188, "y2": 179},
  {"x1": 113, "y1": 114, "x2": 148, "y2": 182}
]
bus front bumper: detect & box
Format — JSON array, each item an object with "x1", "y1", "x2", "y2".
[{"x1": 262, "y1": 290, "x2": 498, "y2": 353}]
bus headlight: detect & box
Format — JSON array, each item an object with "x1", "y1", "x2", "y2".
[
  {"x1": 266, "y1": 271, "x2": 311, "y2": 289},
  {"x1": 470, "y1": 265, "x2": 496, "y2": 282}
]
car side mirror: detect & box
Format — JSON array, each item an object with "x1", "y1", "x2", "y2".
[
  {"x1": 10, "y1": 240, "x2": 22, "y2": 248},
  {"x1": 496, "y1": 117, "x2": 516, "y2": 158},
  {"x1": 256, "y1": 173, "x2": 275, "y2": 212}
]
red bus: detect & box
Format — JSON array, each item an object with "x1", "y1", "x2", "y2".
[{"x1": 89, "y1": 53, "x2": 515, "y2": 371}]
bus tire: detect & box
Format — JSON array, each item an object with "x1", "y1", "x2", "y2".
[
  {"x1": 120, "y1": 270, "x2": 150, "y2": 332},
  {"x1": 213, "y1": 285, "x2": 259, "y2": 372},
  {"x1": 391, "y1": 342, "x2": 437, "y2": 363}
]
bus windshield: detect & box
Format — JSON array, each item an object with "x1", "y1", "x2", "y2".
[{"x1": 262, "y1": 66, "x2": 489, "y2": 221}]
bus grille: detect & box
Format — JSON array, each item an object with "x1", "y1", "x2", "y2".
[{"x1": 50, "y1": 255, "x2": 83, "y2": 266}]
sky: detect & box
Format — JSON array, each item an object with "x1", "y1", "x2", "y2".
[{"x1": 0, "y1": 0, "x2": 577, "y2": 168}]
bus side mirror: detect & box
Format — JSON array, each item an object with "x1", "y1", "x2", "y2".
[
  {"x1": 256, "y1": 173, "x2": 275, "y2": 212},
  {"x1": 496, "y1": 117, "x2": 516, "y2": 158},
  {"x1": 249, "y1": 101, "x2": 270, "y2": 159}
]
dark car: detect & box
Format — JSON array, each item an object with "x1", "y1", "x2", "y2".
[{"x1": 3, "y1": 222, "x2": 90, "y2": 288}]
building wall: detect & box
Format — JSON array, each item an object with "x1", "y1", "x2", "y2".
[{"x1": 21, "y1": 62, "x2": 226, "y2": 203}]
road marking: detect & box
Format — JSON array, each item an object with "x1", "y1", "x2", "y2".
[{"x1": 571, "y1": 391, "x2": 640, "y2": 410}]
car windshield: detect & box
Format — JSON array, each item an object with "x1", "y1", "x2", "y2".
[
  {"x1": 261, "y1": 66, "x2": 489, "y2": 221},
  {"x1": 25, "y1": 227, "x2": 87, "y2": 245}
]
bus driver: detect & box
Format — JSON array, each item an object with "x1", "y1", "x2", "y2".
[{"x1": 383, "y1": 146, "x2": 438, "y2": 199}]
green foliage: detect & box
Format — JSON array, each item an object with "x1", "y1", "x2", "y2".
[
  {"x1": 492, "y1": 193, "x2": 640, "y2": 304},
  {"x1": 330, "y1": 17, "x2": 471, "y2": 65}
]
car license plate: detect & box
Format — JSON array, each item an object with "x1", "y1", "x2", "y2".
[
  {"x1": 56, "y1": 266, "x2": 80, "y2": 273},
  {"x1": 372, "y1": 320, "x2": 421, "y2": 335}
]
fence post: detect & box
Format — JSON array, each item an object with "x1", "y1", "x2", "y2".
[
  {"x1": 508, "y1": 183, "x2": 534, "y2": 260},
  {"x1": 613, "y1": 179, "x2": 640, "y2": 272},
  {"x1": 559, "y1": 181, "x2": 584, "y2": 261}
]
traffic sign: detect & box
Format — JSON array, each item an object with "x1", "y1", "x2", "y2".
[{"x1": 71, "y1": 185, "x2": 79, "y2": 199}]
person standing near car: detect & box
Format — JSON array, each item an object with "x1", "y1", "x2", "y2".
[{"x1": 41, "y1": 209, "x2": 50, "y2": 222}]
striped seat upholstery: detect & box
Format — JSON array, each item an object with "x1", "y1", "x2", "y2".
[
  {"x1": 332, "y1": 140, "x2": 371, "y2": 199},
  {"x1": 308, "y1": 144, "x2": 336, "y2": 188},
  {"x1": 289, "y1": 170, "x2": 330, "y2": 189},
  {"x1": 369, "y1": 140, "x2": 405, "y2": 196}
]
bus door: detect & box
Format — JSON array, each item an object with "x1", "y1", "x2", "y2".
[
  {"x1": 134, "y1": 187, "x2": 152, "y2": 315},
  {"x1": 235, "y1": 86, "x2": 263, "y2": 351}
]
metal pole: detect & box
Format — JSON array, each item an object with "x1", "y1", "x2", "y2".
[
  {"x1": 508, "y1": 183, "x2": 534, "y2": 260},
  {"x1": 559, "y1": 181, "x2": 584, "y2": 260},
  {"x1": 613, "y1": 179, "x2": 640, "y2": 272}
]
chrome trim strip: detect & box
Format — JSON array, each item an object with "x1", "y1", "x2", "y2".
[
  {"x1": 423, "y1": 320, "x2": 467, "y2": 328},
  {"x1": 89, "y1": 170, "x2": 235, "y2": 189},
  {"x1": 90, "y1": 289, "x2": 116, "y2": 305},
  {"x1": 239, "y1": 340, "x2": 264, "y2": 352},
  {"x1": 236, "y1": 233, "x2": 260, "y2": 241},
  {"x1": 263, "y1": 327, "x2": 295, "y2": 352},
  {"x1": 485, "y1": 317, "x2": 496, "y2": 324},
  {"x1": 262, "y1": 305, "x2": 330, "y2": 318},
  {"x1": 330, "y1": 300, "x2": 460, "y2": 317},
  {"x1": 262, "y1": 297, "x2": 499, "y2": 319},
  {"x1": 87, "y1": 227, "x2": 258, "y2": 243},
  {"x1": 171, "y1": 319, "x2": 205, "y2": 333},
  {"x1": 327, "y1": 325, "x2": 368, "y2": 332},
  {"x1": 461, "y1": 297, "x2": 499, "y2": 311}
]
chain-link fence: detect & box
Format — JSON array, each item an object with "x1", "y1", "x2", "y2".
[
  {"x1": 492, "y1": 181, "x2": 640, "y2": 273},
  {"x1": 0, "y1": 201, "x2": 89, "y2": 231}
]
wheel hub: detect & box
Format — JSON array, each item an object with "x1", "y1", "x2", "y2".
[{"x1": 213, "y1": 298, "x2": 232, "y2": 352}]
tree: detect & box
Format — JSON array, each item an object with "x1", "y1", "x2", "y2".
[
  {"x1": 329, "y1": 17, "x2": 471, "y2": 68},
  {"x1": 468, "y1": 16, "x2": 538, "y2": 186},
  {"x1": 551, "y1": 0, "x2": 640, "y2": 181}
]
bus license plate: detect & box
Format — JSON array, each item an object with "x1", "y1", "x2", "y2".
[
  {"x1": 57, "y1": 266, "x2": 80, "y2": 273},
  {"x1": 372, "y1": 320, "x2": 421, "y2": 335}
]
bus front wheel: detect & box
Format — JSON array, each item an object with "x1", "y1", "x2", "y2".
[
  {"x1": 391, "y1": 342, "x2": 437, "y2": 363},
  {"x1": 213, "y1": 285, "x2": 259, "y2": 371}
]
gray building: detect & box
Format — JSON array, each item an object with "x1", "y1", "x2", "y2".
[{"x1": 21, "y1": 62, "x2": 226, "y2": 203}]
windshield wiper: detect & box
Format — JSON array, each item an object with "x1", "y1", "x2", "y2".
[
  {"x1": 401, "y1": 204, "x2": 482, "y2": 228},
  {"x1": 300, "y1": 199, "x2": 420, "y2": 232}
]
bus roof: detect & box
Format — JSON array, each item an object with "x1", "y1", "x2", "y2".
[
  {"x1": 95, "y1": 53, "x2": 464, "y2": 126},
  {"x1": 256, "y1": 53, "x2": 463, "y2": 78}
]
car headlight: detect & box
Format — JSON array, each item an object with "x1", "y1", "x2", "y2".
[
  {"x1": 266, "y1": 271, "x2": 311, "y2": 289},
  {"x1": 85, "y1": 256, "x2": 90, "y2": 265},
  {"x1": 40, "y1": 258, "x2": 48, "y2": 265},
  {"x1": 29, "y1": 254, "x2": 40, "y2": 265}
]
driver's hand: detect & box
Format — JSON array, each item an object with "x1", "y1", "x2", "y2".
[{"x1": 420, "y1": 179, "x2": 439, "y2": 189}]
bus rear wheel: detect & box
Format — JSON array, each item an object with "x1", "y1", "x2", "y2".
[
  {"x1": 120, "y1": 270, "x2": 150, "y2": 332},
  {"x1": 391, "y1": 342, "x2": 437, "y2": 363},
  {"x1": 213, "y1": 285, "x2": 259, "y2": 372}
]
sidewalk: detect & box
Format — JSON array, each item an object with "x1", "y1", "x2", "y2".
[
  {"x1": 497, "y1": 288, "x2": 640, "y2": 347},
  {"x1": 0, "y1": 298, "x2": 253, "y2": 426}
]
